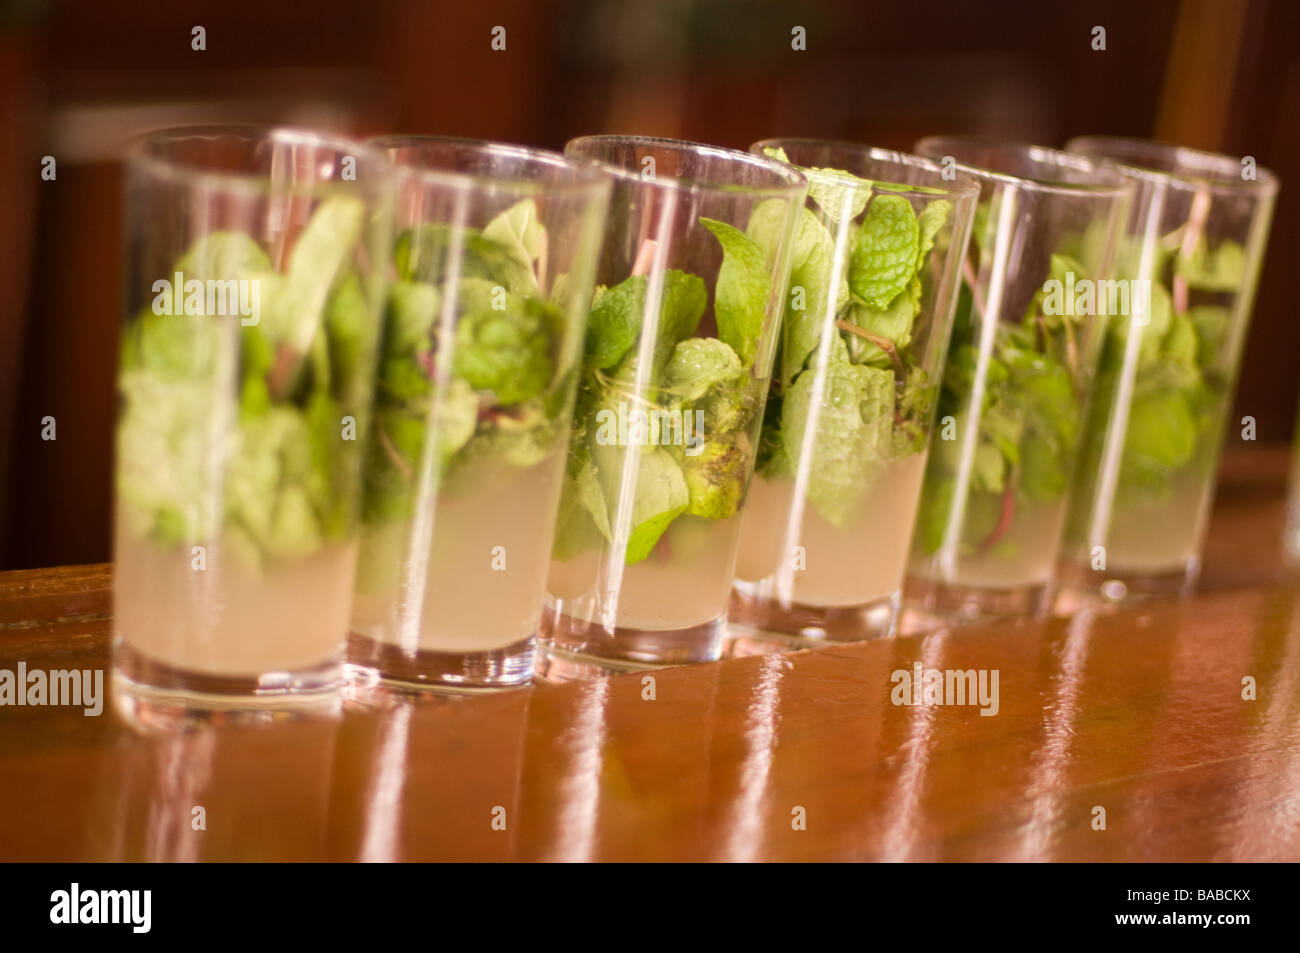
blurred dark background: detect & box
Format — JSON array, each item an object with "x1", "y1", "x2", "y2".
[{"x1": 2, "y1": 0, "x2": 1297, "y2": 570}]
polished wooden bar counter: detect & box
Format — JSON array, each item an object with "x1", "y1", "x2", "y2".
[{"x1": 2, "y1": 445, "x2": 1298, "y2": 862}]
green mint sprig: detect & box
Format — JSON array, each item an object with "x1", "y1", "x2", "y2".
[
  {"x1": 118, "y1": 196, "x2": 374, "y2": 568},
  {"x1": 914, "y1": 206, "x2": 1087, "y2": 558},
  {"x1": 1070, "y1": 228, "x2": 1243, "y2": 511},
  {"x1": 552, "y1": 214, "x2": 773, "y2": 565},
  {"x1": 751, "y1": 149, "x2": 951, "y2": 529},
  {"x1": 362, "y1": 198, "x2": 569, "y2": 524}
]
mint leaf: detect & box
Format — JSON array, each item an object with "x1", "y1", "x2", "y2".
[
  {"x1": 805, "y1": 166, "x2": 871, "y2": 224},
  {"x1": 743, "y1": 198, "x2": 791, "y2": 265},
  {"x1": 782, "y1": 355, "x2": 894, "y2": 526},
  {"x1": 914, "y1": 473, "x2": 955, "y2": 556},
  {"x1": 225, "y1": 406, "x2": 319, "y2": 559},
  {"x1": 652, "y1": 271, "x2": 709, "y2": 368},
  {"x1": 849, "y1": 195, "x2": 920, "y2": 310},
  {"x1": 452, "y1": 295, "x2": 554, "y2": 405},
  {"x1": 128, "y1": 310, "x2": 219, "y2": 380},
  {"x1": 701, "y1": 217, "x2": 770, "y2": 367},
  {"x1": 395, "y1": 225, "x2": 535, "y2": 295},
  {"x1": 682, "y1": 436, "x2": 748, "y2": 519},
  {"x1": 700, "y1": 373, "x2": 759, "y2": 434},
  {"x1": 455, "y1": 399, "x2": 561, "y2": 475},
  {"x1": 605, "y1": 447, "x2": 690, "y2": 564},
  {"x1": 586, "y1": 275, "x2": 646, "y2": 369},
  {"x1": 432, "y1": 378, "x2": 480, "y2": 466},
  {"x1": 843, "y1": 279, "x2": 919, "y2": 367},
  {"x1": 306, "y1": 389, "x2": 349, "y2": 539},
  {"x1": 761, "y1": 148, "x2": 871, "y2": 224},
  {"x1": 585, "y1": 271, "x2": 706, "y2": 373},
  {"x1": 552, "y1": 458, "x2": 610, "y2": 560},
  {"x1": 918, "y1": 200, "x2": 951, "y2": 258},
  {"x1": 325, "y1": 273, "x2": 370, "y2": 399},
  {"x1": 116, "y1": 373, "x2": 216, "y2": 544},
  {"x1": 1019, "y1": 430, "x2": 1066, "y2": 501},
  {"x1": 281, "y1": 196, "x2": 365, "y2": 353},
  {"x1": 749, "y1": 206, "x2": 841, "y2": 386},
  {"x1": 1032, "y1": 253, "x2": 1089, "y2": 330},
  {"x1": 971, "y1": 410, "x2": 1021, "y2": 486},
  {"x1": 664, "y1": 337, "x2": 743, "y2": 402},
  {"x1": 264, "y1": 486, "x2": 323, "y2": 562},
  {"x1": 385, "y1": 280, "x2": 439, "y2": 354},
  {"x1": 1176, "y1": 238, "x2": 1245, "y2": 292},
  {"x1": 1186, "y1": 304, "x2": 1231, "y2": 369},
  {"x1": 483, "y1": 198, "x2": 545, "y2": 284},
  {"x1": 1006, "y1": 348, "x2": 1078, "y2": 502},
  {"x1": 175, "y1": 231, "x2": 272, "y2": 280},
  {"x1": 1112, "y1": 278, "x2": 1174, "y2": 369},
  {"x1": 1163, "y1": 310, "x2": 1198, "y2": 366},
  {"x1": 362, "y1": 409, "x2": 421, "y2": 523},
  {"x1": 1123, "y1": 388, "x2": 1197, "y2": 479},
  {"x1": 892, "y1": 366, "x2": 936, "y2": 457}
]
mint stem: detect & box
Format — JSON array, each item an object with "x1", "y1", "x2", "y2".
[
  {"x1": 1062, "y1": 312, "x2": 1078, "y2": 380},
  {"x1": 267, "y1": 343, "x2": 301, "y2": 401},
  {"x1": 961, "y1": 256, "x2": 988, "y2": 324},
  {"x1": 536, "y1": 231, "x2": 549, "y2": 296},
  {"x1": 377, "y1": 425, "x2": 412, "y2": 481},
  {"x1": 979, "y1": 467, "x2": 1018, "y2": 553},
  {"x1": 836, "y1": 319, "x2": 905, "y2": 376}
]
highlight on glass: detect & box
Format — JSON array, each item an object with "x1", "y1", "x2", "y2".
[
  {"x1": 728, "y1": 138, "x2": 979, "y2": 646},
  {"x1": 905, "y1": 136, "x2": 1131, "y2": 623},
  {"x1": 1058, "y1": 136, "x2": 1278, "y2": 604},
  {"x1": 540, "y1": 135, "x2": 806, "y2": 675},
  {"x1": 111, "y1": 126, "x2": 392, "y2": 729},
  {"x1": 346, "y1": 136, "x2": 611, "y2": 692}
]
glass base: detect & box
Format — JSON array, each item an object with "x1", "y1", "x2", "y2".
[
  {"x1": 726, "y1": 588, "x2": 900, "y2": 654},
  {"x1": 902, "y1": 574, "x2": 1053, "y2": 628},
  {"x1": 1055, "y1": 558, "x2": 1198, "y2": 612},
  {"x1": 533, "y1": 645, "x2": 667, "y2": 682},
  {"x1": 346, "y1": 632, "x2": 534, "y2": 693},
  {"x1": 111, "y1": 640, "x2": 342, "y2": 733},
  {"x1": 537, "y1": 607, "x2": 724, "y2": 674}
]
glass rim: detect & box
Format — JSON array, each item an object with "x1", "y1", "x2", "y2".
[
  {"x1": 750, "y1": 136, "x2": 982, "y2": 202},
  {"x1": 125, "y1": 124, "x2": 388, "y2": 195},
  {"x1": 1064, "y1": 135, "x2": 1279, "y2": 196},
  {"x1": 565, "y1": 133, "x2": 807, "y2": 198},
  {"x1": 368, "y1": 133, "x2": 611, "y2": 199},
  {"x1": 914, "y1": 134, "x2": 1131, "y2": 198}
]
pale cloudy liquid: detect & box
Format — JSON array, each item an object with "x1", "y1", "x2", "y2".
[
  {"x1": 735, "y1": 453, "x2": 928, "y2": 607},
  {"x1": 351, "y1": 452, "x2": 563, "y2": 653},
  {"x1": 1101, "y1": 470, "x2": 1213, "y2": 573},
  {"x1": 547, "y1": 512, "x2": 740, "y2": 631},
  {"x1": 911, "y1": 497, "x2": 1069, "y2": 590},
  {"x1": 114, "y1": 535, "x2": 356, "y2": 677}
]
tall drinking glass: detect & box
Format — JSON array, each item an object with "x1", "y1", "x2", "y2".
[
  {"x1": 906, "y1": 136, "x2": 1131, "y2": 622},
  {"x1": 112, "y1": 126, "x2": 392, "y2": 729},
  {"x1": 729, "y1": 139, "x2": 979, "y2": 645},
  {"x1": 347, "y1": 137, "x2": 610, "y2": 691},
  {"x1": 540, "y1": 135, "x2": 806, "y2": 674},
  {"x1": 1059, "y1": 137, "x2": 1278, "y2": 603}
]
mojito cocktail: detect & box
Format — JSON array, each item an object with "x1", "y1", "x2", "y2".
[
  {"x1": 347, "y1": 137, "x2": 609, "y2": 690},
  {"x1": 730, "y1": 138, "x2": 979, "y2": 642},
  {"x1": 541, "y1": 135, "x2": 806, "y2": 671},
  {"x1": 112, "y1": 126, "x2": 390, "y2": 728}
]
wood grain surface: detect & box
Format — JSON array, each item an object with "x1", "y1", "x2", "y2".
[{"x1": 1, "y1": 445, "x2": 1297, "y2": 861}]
